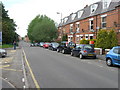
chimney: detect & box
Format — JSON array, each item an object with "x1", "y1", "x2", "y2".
[{"x1": 84, "y1": 5, "x2": 88, "y2": 8}]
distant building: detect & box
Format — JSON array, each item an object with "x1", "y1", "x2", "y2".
[
  {"x1": 24, "y1": 35, "x2": 30, "y2": 42},
  {"x1": 57, "y1": 0, "x2": 120, "y2": 45}
]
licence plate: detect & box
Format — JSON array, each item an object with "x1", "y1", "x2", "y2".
[{"x1": 88, "y1": 54, "x2": 94, "y2": 56}]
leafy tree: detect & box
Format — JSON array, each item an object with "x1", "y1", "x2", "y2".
[
  {"x1": 95, "y1": 29, "x2": 117, "y2": 49},
  {"x1": 105, "y1": 30, "x2": 117, "y2": 49},
  {"x1": 95, "y1": 30, "x2": 108, "y2": 49},
  {"x1": 27, "y1": 15, "x2": 57, "y2": 42},
  {"x1": 1, "y1": 3, "x2": 18, "y2": 44},
  {"x1": 62, "y1": 34, "x2": 67, "y2": 41}
]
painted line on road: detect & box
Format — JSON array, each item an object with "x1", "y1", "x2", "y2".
[
  {"x1": 0, "y1": 68, "x2": 22, "y2": 72},
  {"x1": 0, "y1": 76, "x2": 16, "y2": 89},
  {"x1": 0, "y1": 65, "x2": 11, "y2": 68},
  {"x1": 22, "y1": 48, "x2": 40, "y2": 89}
]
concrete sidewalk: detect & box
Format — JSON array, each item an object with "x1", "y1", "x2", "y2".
[{"x1": 1, "y1": 48, "x2": 24, "y2": 88}]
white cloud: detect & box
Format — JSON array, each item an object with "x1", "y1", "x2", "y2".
[{"x1": 2, "y1": 0, "x2": 100, "y2": 37}]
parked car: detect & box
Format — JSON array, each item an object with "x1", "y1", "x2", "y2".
[
  {"x1": 106, "y1": 46, "x2": 120, "y2": 66},
  {"x1": 48, "y1": 42, "x2": 59, "y2": 51},
  {"x1": 57, "y1": 41, "x2": 76, "y2": 54},
  {"x1": 71, "y1": 44, "x2": 96, "y2": 59},
  {"x1": 34, "y1": 43, "x2": 39, "y2": 46},
  {"x1": 0, "y1": 49, "x2": 7, "y2": 58},
  {"x1": 43, "y1": 42, "x2": 51, "y2": 48},
  {"x1": 30, "y1": 43, "x2": 35, "y2": 47},
  {"x1": 39, "y1": 42, "x2": 44, "y2": 47}
]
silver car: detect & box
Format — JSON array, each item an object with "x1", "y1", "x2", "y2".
[{"x1": 0, "y1": 49, "x2": 7, "y2": 58}]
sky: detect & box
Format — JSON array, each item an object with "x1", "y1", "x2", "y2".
[{"x1": 1, "y1": 0, "x2": 101, "y2": 37}]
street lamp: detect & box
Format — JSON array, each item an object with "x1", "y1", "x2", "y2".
[{"x1": 57, "y1": 12, "x2": 63, "y2": 40}]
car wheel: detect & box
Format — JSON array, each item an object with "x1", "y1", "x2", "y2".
[
  {"x1": 106, "y1": 58, "x2": 113, "y2": 66},
  {"x1": 52, "y1": 48, "x2": 54, "y2": 51},
  {"x1": 62, "y1": 49, "x2": 65, "y2": 54},
  {"x1": 79, "y1": 54, "x2": 84, "y2": 59},
  {"x1": 93, "y1": 56, "x2": 96, "y2": 59},
  {"x1": 57, "y1": 49, "x2": 60, "y2": 52},
  {"x1": 71, "y1": 52, "x2": 74, "y2": 56}
]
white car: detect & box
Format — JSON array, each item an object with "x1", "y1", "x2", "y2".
[{"x1": 0, "y1": 49, "x2": 7, "y2": 58}]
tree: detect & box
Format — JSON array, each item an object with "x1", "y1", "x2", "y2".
[
  {"x1": 95, "y1": 30, "x2": 108, "y2": 49},
  {"x1": 106, "y1": 30, "x2": 117, "y2": 49},
  {"x1": 62, "y1": 34, "x2": 67, "y2": 41},
  {"x1": 1, "y1": 3, "x2": 17, "y2": 44},
  {"x1": 27, "y1": 15, "x2": 57, "y2": 42},
  {"x1": 95, "y1": 29, "x2": 117, "y2": 49}
]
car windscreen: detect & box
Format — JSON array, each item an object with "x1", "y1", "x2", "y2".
[
  {"x1": 113, "y1": 48, "x2": 120, "y2": 54},
  {"x1": 76, "y1": 45, "x2": 82, "y2": 49},
  {"x1": 84, "y1": 45, "x2": 93, "y2": 49},
  {"x1": 52, "y1": 43, "x2": 59, "y2": 47},
  {"x1": 45, "y1": 43, "x2": 50, "y2": 45}
]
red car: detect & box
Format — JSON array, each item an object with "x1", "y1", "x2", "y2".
[{"x1": 43, "y1": 42, "x2": 50, "y2": 48}]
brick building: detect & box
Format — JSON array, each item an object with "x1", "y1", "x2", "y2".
[{"x1": 57, "y1": 0, "x2": 120, "y2": 45}]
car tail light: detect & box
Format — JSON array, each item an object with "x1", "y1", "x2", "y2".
[
  {"x1": 94, "y1": 50, "x2": 96, "y2": 53},
  {"x1": 84, "y1": 50, "x2": 87, "y2": 53}
]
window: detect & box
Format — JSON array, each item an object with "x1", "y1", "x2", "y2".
[
  {"x1": 89, "y1": 20, "x2": 94, "y2": 31},
  {"x1": 76, "y1": 22, "x2": 80, "y2": 33},
  {"x1": 71, "y1": 13, "x2": 76, "y2": 20},
  {"x1": 63, "y1": 17, "x2": 68, "y2": 23},
  {"x1": 76, "y1": 45, "x2": 83, "y2": 49},
  {"x1": 78, "y1": 10, "x2": 83, "y2": 18},
  {"x1": 91, "y1": 4, "x2": 98, "y2": 14},
  {"x1": 90, "y1": 36, "x2": 93, "y2": 39},
  {"x1": 84, "y1": 45, "x2": 93, "y2": 50},
  {"x1": 102, "y1": 0, "x2": 111, "y2": 9},
  {"x1": 101, "y1": 16, "x2": 107, "y2": 28},
  {"x1": 113, "y1": 48, "x2": 120, "y2": 54},
  {"x1": 85, "y1": 34, "x2": 89, "y2": 40},
  {"x1": 70, "y1": 24, "x2": 73, "y2": 33}
]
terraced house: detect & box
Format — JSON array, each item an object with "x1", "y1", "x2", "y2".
[{"x1": 57, "y1": 0, "x2": 120, "y2": 45}]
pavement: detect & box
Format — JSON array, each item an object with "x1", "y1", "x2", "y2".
[{"x1": 0, "y1": 47, "x2": 25, "y2": 89}]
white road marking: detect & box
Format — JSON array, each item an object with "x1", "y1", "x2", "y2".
[{"x1": 22, "y1": 78, "x2": 25, "y2": 82}]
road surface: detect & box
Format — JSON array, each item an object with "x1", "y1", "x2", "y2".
[{"x1": 21, "y1": 41, "x2": 119, "y2": 88}]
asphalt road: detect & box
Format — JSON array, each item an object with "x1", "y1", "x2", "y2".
[{"x1": 21, "y1": 41, "x2": 119, "y2": 88}]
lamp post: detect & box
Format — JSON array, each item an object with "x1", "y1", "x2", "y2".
[{"x1": 57, "y1": 12, "x2": 63, "y2": 40}]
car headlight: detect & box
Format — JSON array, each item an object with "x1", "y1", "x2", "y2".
[
  {"x1": 0, "y1": 49, "x2": 6, "y2": 52},
  {"x1": 106, "y1": 52, "x2": 109, "y2": 54}
]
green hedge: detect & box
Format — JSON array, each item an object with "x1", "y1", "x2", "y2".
[
  {"x1": 80, "y1": 39, "x2": 96, "y2": 44},
  {"x1": 1, "y1": 44, "x2": 13, "y2": 48}
]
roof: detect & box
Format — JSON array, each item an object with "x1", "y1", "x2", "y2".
[{"x1": 58, "y1": 0, "x2": 120, "y2": 27}]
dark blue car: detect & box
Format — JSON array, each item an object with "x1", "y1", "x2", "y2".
[{"x1": 106, "y1": 46, "x2": 120, "y2": 66}]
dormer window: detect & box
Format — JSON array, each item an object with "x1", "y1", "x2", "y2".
[
  {"x1": 91, "y1": 4, "x2": 98, "y2": 14},
  {"x1": 102, "y1": 0, "x2": 111, "y2": 9},
  {"x1": 78, "y1": 10, "x2": 83, "y2": 18},
  {"x1": 63, "y1": 17, "x2": 68, "y2": 23},
  {"x1": 71, "y1": 13, "x2": 76, "y2": 20}
]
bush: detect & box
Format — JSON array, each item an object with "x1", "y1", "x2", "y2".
[
  {"x1": 95, "y1": 29, "x2": 117, "y2": 49},
  {"x1": 80, "y1": 39, "x2": 89, "y2": 44},
  {"x1": 62, "y1": 34, "x2": 67, "y2": 41}
]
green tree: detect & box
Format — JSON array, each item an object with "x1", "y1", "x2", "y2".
[
  {"x1": 95, "y1": 30, "x2": 108, "y2": 49},
  {"x1": 95, "y1": 29, "x2": 117, "y2": 49},
  {"x1": 1, "y1": 3, "x2": 17, "y2": 44},
  {"x1": 106, "y1": 30, "x2": 117, "y2": 49},
  {"x1": 27, "y1": 15, "x2": 57, "y2": 42},
  {"x1": 62, "y1": 34, "x2": 67, "y2": 41}
]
